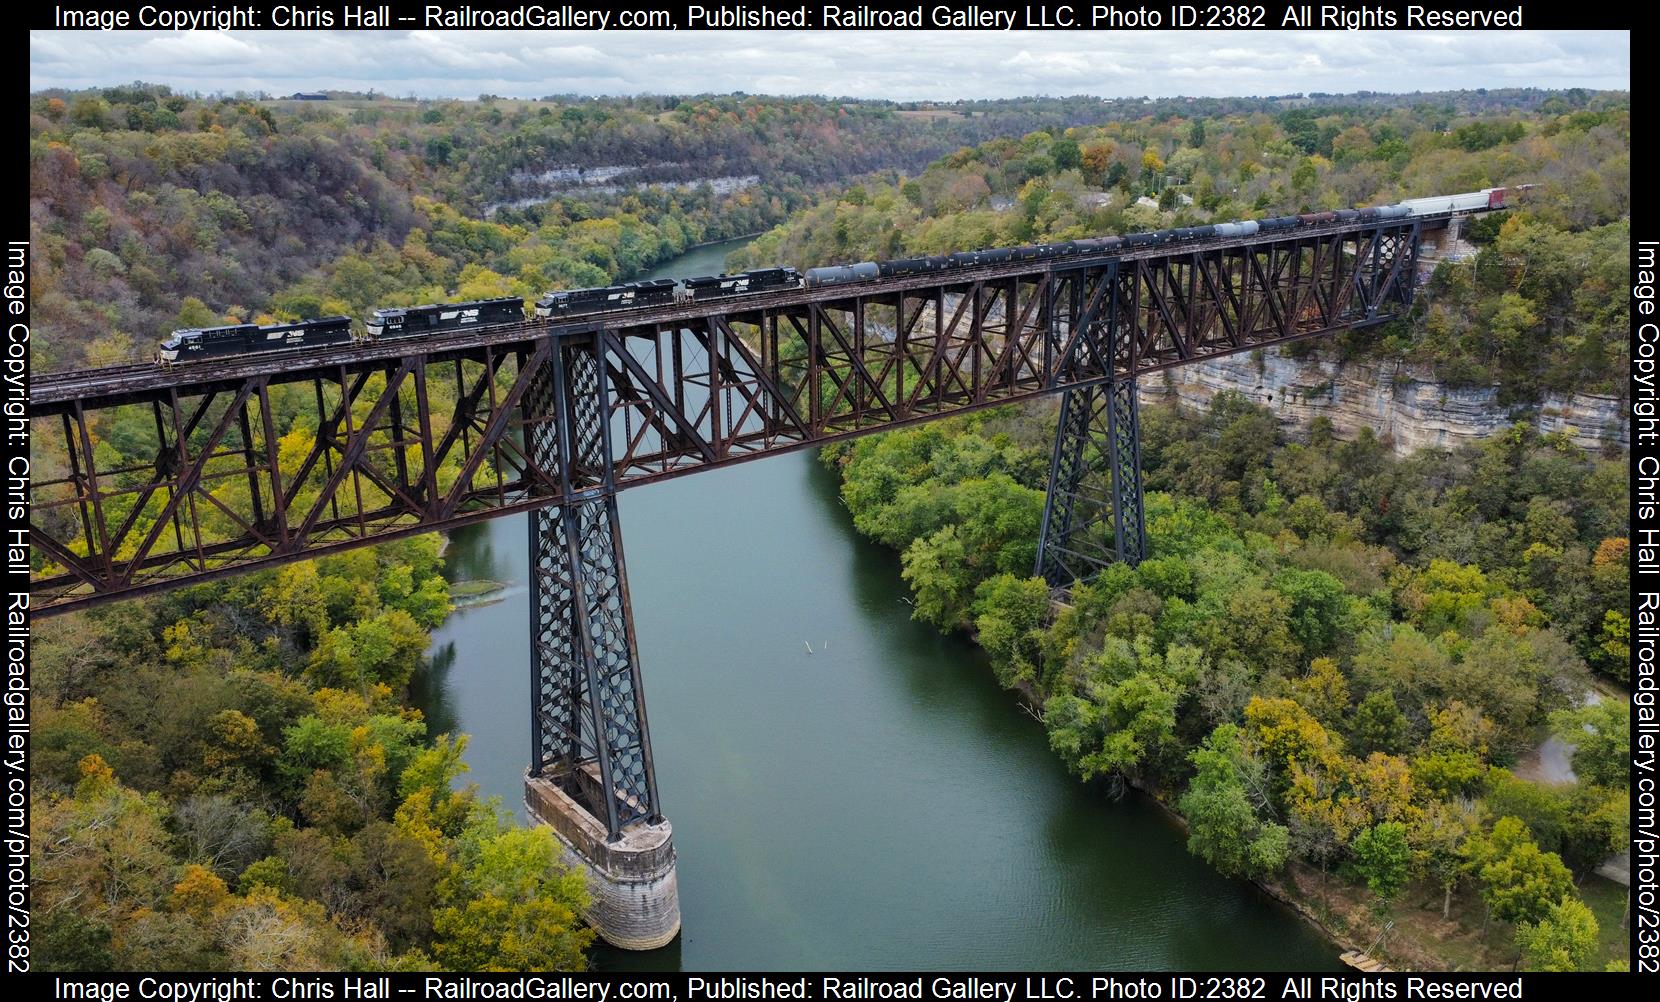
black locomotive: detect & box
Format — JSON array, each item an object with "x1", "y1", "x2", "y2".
[
  {"x1": 367, "y1": 297, "x2": 525, "y2": 340},
  {"x1": 157, "y1": 316, "x2": 354, "y2": 364},
  {"x1": 534, "y1": 279, "x2": 678, "y2": 318},
  {"x1": 682, "y1": 267, "x2": 802, "y2": 301}
]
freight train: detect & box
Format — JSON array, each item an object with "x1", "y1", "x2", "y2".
[{"x1": 155, "y1": 188, "x2": 1520, "y2": 365}]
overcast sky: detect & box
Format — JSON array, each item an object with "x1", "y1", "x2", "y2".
[{"x1": 29, "y1": 30, "x2": 1628, "y2": 101}]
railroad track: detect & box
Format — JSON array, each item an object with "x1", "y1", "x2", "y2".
[{"x1": 28, "y1": 213, "x2": 1457, "y2": 411}]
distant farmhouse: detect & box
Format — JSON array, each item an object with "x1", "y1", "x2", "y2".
[{"x1": 287, "y1": 92, "x2": 330, "y2": 101}]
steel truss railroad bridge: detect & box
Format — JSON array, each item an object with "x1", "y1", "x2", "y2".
[{"x1": 29, "y1": 211, "x2": 1465, "y2": 940}]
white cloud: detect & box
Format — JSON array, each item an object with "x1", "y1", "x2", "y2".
[
  {"x1": 1001, "y1": 51, "x2": 1095, "y2": 78},
  {"x1": 27, "y1": 29, "x2": 1629, "y2": 100},
  {"x1": 134, "y1": 32, "x2": 264, "y2": 64}
]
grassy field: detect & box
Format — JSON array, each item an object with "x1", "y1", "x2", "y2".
[
  {"x1": 1276, "y1": 864, "x2": 1630, "y2": 972},
  {"x1": 1580, "y1": 875, "x2": 1631, "y2": 969}
]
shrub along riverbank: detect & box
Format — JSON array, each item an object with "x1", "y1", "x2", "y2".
[
  {"x1": 30, "y1": 537, "x2": 595, "y2": 971},
  {"x1": 822, "y1": 395, "x2": 1630, "y2": 971}
]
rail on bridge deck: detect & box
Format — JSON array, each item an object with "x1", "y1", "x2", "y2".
[{"x1": 27, "y1": 214, "x2": 1429, "y2": 614}]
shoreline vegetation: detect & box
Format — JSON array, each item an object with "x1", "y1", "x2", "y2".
[
  {"x1": 31, "y1": 536, "x2": 596, "y2": 971},
  {"x1": 819, "y1": 394, "x2": 1630, "y2": 973},
  {"x1": 449, "y1": 579, "x2": 509, "y2": 609},
  {"x1": 750, "y1": 88, "x2": 1629, "y2": 972}
]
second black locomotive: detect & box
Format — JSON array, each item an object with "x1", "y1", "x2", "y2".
[{"x1": 367, "y1": 297, "x2": 525, "y2": 339}]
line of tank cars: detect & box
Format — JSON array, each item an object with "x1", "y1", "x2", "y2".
[{"x1": 154, "y1": 188, "x2": 1516, "y2": 365}]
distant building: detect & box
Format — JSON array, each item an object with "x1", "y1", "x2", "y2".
[{"x1": 288, "y1": 92, "x2": 329, "y2": 101}]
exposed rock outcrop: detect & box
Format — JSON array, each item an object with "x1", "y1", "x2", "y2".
[{"x1": 1140, "y1": 349, "x2": 1627, "y2": 455}]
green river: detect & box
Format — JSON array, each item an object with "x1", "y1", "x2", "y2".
[{"x1": 410, "y1": 237, "x2": 1340, "y2": 971}]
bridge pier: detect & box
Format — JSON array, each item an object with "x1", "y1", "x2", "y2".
[
  {"x1": 524, "y1": 334, "x2": 680, "y2": 951},
  {"x1": 1035, "y1": 376, "x2": 1147, "y2": 586}
]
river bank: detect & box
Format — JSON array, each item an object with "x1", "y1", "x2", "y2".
[
  {"x1": 415, "y1": 448, "x2": 1345, "y2": 971},
  {"x1": 409, "y1": 236, "x2": 1345, "y2": 971},
  {"x1": 817, "y1": 406, "x2": 1631, "y2": 973}
]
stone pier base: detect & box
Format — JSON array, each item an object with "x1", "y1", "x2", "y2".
[{"x1": 524, "y1": 772, "x2": 681, "y2": 951}]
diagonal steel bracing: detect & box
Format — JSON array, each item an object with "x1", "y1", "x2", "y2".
[
  {"x1": 526, "y1": 332, "x2": 661, "y2": 838},
  {"x1": 27, "y1": 219, "x2": 1436, "y2": 868},
  {"x1": 1034, "y1": 377, "x2": 1146, "y2": 586},
  {"x1": 29, "y1": 218, "x2": 1426, "y2": 613}
]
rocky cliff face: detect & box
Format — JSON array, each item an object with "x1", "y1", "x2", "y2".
[{"x1": 1140, "y1": 349, "x2": 1627, "y2": 456}]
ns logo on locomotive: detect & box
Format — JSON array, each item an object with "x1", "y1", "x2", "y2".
[{"x1": 154, "y1": 188, "x2": 1519, "y2": 366}]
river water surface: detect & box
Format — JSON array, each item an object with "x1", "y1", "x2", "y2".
[{"x1": 410, "y1": 238, "x2": 1339, "y2": 971}]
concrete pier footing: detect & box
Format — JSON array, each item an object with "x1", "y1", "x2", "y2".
[{"x1": 524, "y1": 772, "x2": 681, "y2": 951}]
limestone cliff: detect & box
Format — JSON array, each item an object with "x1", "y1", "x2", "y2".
[{"x1": 1139, "y1": 348, "x2": 1627, "y2": 455}]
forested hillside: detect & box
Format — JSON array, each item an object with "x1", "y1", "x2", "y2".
[
  {"x1": 28, "y1": 86, "x2": 1159, "y2": 371},
  {"x1": 732, "y1": 89, "x2": 1629, "y2": 398}
]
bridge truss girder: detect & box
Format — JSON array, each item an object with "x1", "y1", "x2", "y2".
[
  {"x1": 28, "y1": 220, "x2": 1420, "y2": 614},
  {"x1": 1034, "y1": 221, "x2": 1419, "y2": 585}
]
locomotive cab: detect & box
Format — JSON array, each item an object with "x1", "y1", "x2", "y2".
[
  {"x1": 533, "y1": 292, "x2": 565, "y2": 318},
  {"x1": 366, "y1": 308, "x2": 400, "y2": 339},
  {"x1": 155, "y1": 328, "x2": 220, "y2": 363}
]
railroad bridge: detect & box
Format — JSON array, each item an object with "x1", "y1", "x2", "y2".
[{"x1": 28, "y1": 210, "x2": 1464, "y2": 948}]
